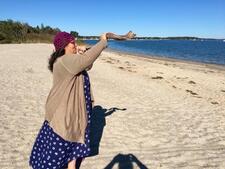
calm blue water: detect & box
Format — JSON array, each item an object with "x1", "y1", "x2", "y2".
[{"x1": 85, "y1": 40, "x2": 225, "y2": 66}]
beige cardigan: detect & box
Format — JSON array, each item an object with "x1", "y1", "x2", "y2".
[{"x1": 45, "y1": 39, "x2": 107, "y2": 143}]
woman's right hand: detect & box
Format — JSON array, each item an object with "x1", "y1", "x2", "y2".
[{"x1": 100, "y1": 33, "x2": 107, "y2": 41}]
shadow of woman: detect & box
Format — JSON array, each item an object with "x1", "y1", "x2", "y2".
[
  {"x1": 89, "y1": 105, "x2": 127, "y2": 157},
  {"x1": 75, "y1": 105, "x2": 126, "y2": 169},
  {"x1": 104, "y1": 153, "x2": 148, "y2": 169}
]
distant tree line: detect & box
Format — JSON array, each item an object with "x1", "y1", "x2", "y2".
[
  {"x1": 1, "y1": 19, "x2": 211, "y2": 43},
  {"x1": 133, "y1": 36, "x2": 200, "y2": 40},
  {"x1": 0, "y1": 19, "x2": 82, "y2": 44}
]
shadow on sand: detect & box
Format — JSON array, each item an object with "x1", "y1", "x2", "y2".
[
  {"x1": 75, "y1": 105, "x2": 127, "y2": 169},
  {"x1": 89, "y1": 105, "x2": 127, "y2": 156},
  {"x1": 104, "y1": 153, "x2": 148, "y2": 169}
]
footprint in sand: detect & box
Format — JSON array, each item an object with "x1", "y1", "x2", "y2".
[
  {"x1": 118, "y1": 66, "x2": 136, "y2": 73},
  {"x1": 151, "y1": 76, "x2": 164, "y2": 79},
  {"x1": 118, "y1": 66, "x2": 125, "y2": 70},
  {"x1": 204, "y1": 70, "x2": 215, "y2": 74},
  {"x1": 188, "y1": 80, "x2": 196, "y2": 84},
  {"x1": 25, "y1": 68, "x2": 34, "y2": 73},
  {"x1": 127, "y1": 70, "x2": 136, "y2": 73},
  {"x1": 211, "y1": 101, "x2": 219, "y2": 105},
  {"x1": 176, "y1": 76, "x2": 189, "y2": 80},
  {"x1": 185, "y1": 89, "x2": 198, "y2": 95},
  {"x1": 106, "y1": 60, "x2": 114, "y2": 64},
  {"x1": 107, "y1": 57, "x2": 115, "y2": 61},
  {"x1": 221, "y1": 90, "x2": 225, "y2": 93},
  {"x1": 194, "y1": 96, "x2": 202, "y2": 98}
]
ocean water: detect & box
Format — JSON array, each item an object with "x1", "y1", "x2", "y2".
[{"x1": 85, "y1": 40, "x2": 225, "y2": 66}]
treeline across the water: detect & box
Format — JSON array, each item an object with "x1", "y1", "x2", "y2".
[
  {"x1": 134, "y1": 37, "x2": 220, "y2": 40},
  {"x1": 135, "y1": 36, "x2": 200, "y2": 40},
  {"x1": 0, "y1": 19, "x2": 82, "y2": 44}
]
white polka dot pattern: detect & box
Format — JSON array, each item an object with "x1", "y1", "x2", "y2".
[{"x1": 29, "y1": 71, "x2": 92, "y2": 169}]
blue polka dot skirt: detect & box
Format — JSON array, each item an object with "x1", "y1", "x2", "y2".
[{"x1": 29, "y1": 71, "x2": 92, "y2": 169}]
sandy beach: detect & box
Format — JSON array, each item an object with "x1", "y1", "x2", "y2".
[{"x1": 0, "y1": 43, "x2": 225, "y2": 169}]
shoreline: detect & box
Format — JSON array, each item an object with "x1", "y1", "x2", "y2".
[
  {"x1": 105, "y1": 48, "x2": 225, "y2": 72},
  {"x1": 2, "y1": 42, "x2": 225, "y2": 71}
]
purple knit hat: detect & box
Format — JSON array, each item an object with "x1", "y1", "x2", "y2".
[{"x1": 53, "y1": 32, "x2": 75, "y2": 51}]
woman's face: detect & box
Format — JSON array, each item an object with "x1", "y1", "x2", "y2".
[{"x1": 64, "y1": 41, "x2": 77, "y2": 54}]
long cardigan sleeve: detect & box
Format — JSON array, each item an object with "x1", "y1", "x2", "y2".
[{"x1": 59, "y1": 39, "x2": 107, "y2": 75}]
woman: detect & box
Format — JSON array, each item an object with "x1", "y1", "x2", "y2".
[{"x1": 29, "y1": 31, "x2": 108, "y2": 169}]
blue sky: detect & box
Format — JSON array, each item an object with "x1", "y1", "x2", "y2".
[{"x1": 0, "y1": 0, "x2": 224, "y2": 38}]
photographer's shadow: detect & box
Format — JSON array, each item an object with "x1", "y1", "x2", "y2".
[
  {"x1": 104, "y1": 153, "x2": 148, "y2": 169},
  {"x1": 89, "y1": 105, "x2": 126, "y2": 156}
]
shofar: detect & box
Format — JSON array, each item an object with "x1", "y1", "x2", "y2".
[{"x1": 106, "y1": 31, "x2": 136, "y2": 40}]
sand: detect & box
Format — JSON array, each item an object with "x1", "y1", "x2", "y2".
[{"x1": 0, "y1": 43, "x2": 225, "y2": 169}]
